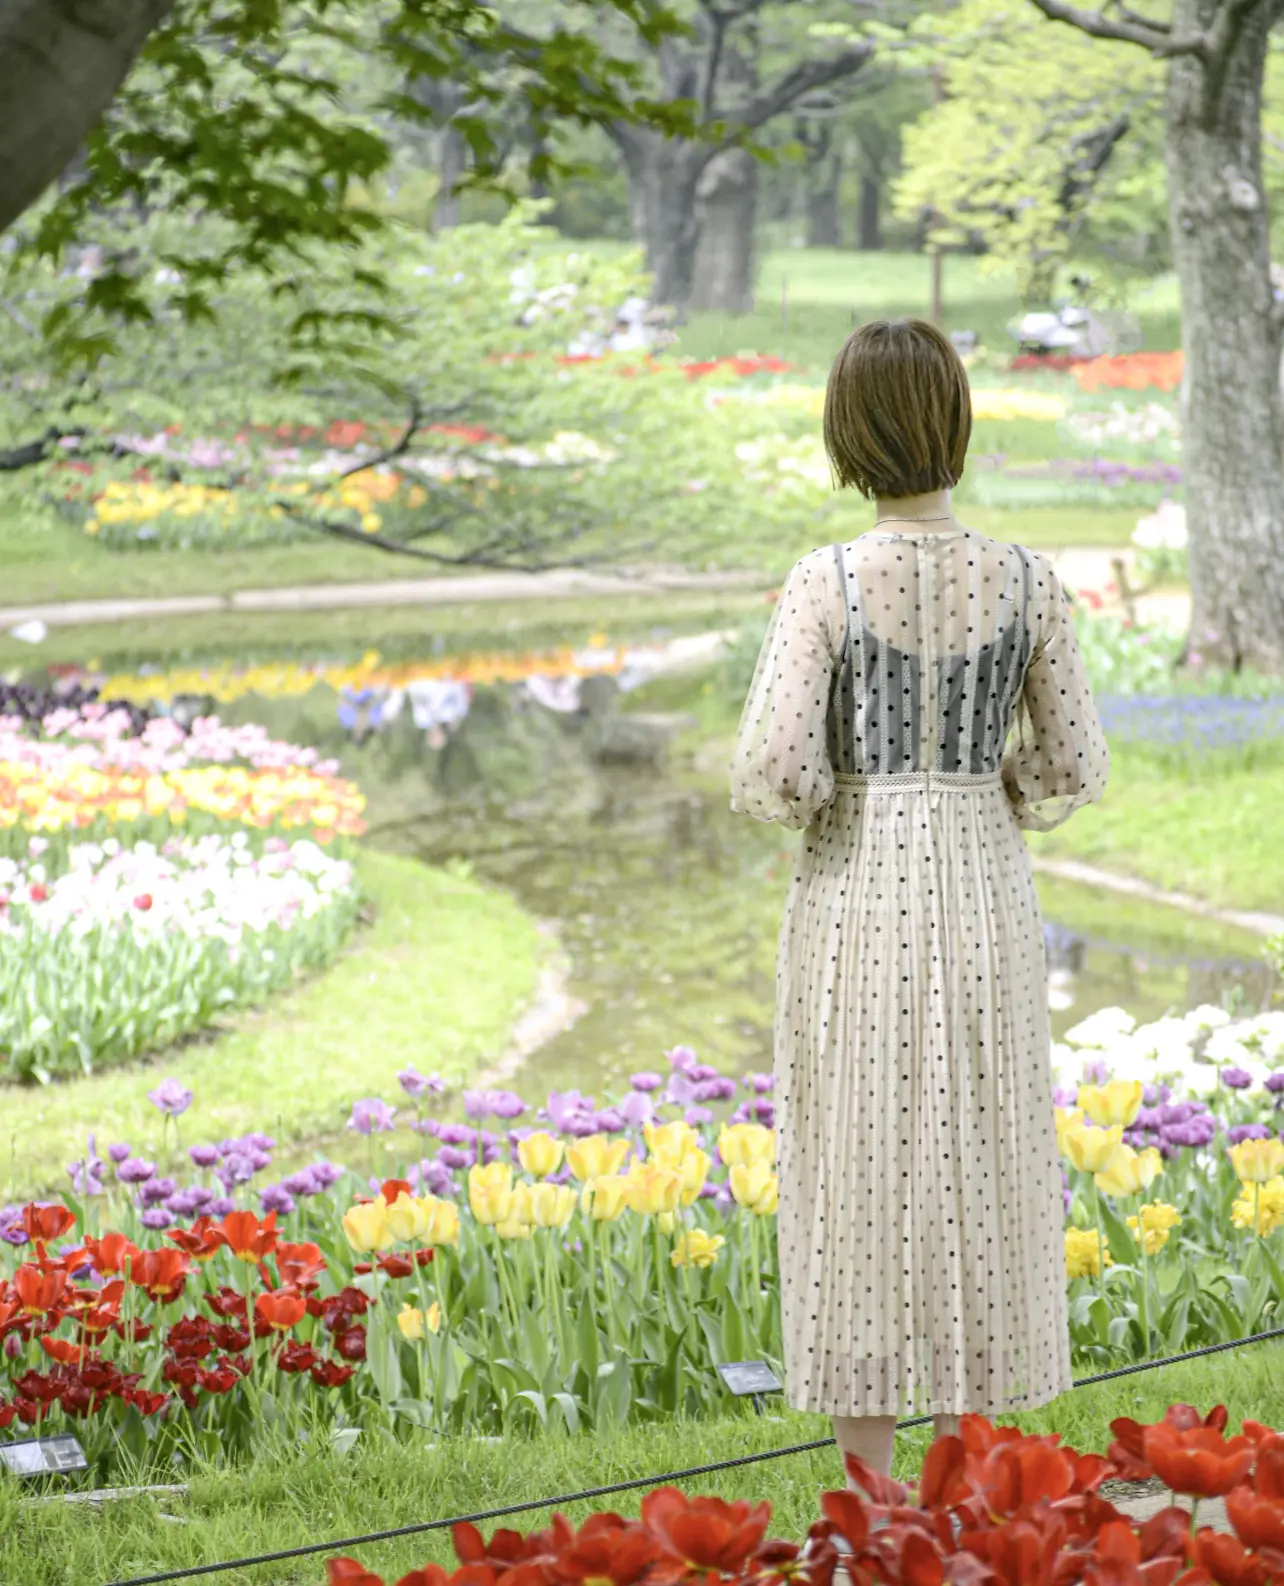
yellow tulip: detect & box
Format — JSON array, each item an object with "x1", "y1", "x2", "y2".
[
  {"x1": 384, "y1": 1193, "x2": 434, "y2": 1243},
  {"x1": 342, "y1": 1198, "x2": 394, "y2": 1254},
  {"x1": 468, "y1": 1162, "x2": 515, "y2": 1226},
  {"x1": 423, "y1": 1198, "x2": 460, "y2": 1247},
  {"x1": 517, "y1": 1131, "x2": 564, "y2": 1179},
  {"x1": 671, "y1": 1229, "x2": 725, "y2": 1269},
  {"x1": 1065, "y1": 1227, "x2": 1113, "y2": 1279},
  {"x1": 1054, "y1": 1107, "x2": 1084, "y2": 1156},
  {"x1": 566, "y1": 1135, "x2": 631, "y2": 1182},
  {"x1": 676, "y1": 1147, "x2": 712, "y2": 1207},
  {"x1": 1229, "y1": 1137, "x2": 1284, "y2": 1185},
  {"x1": 528, "y1": 1183, "x2": 577, "y2": 1228},
  {"x1": 644, "y1": 1120, "x2": 699, "y2": 1167},
  {"x1": 1127, "y1": 1202, "x2": 1181, "y2": 1255},
  {"x1": 1077, "y1": 1081, "x2": 1143, "y2": 1128},
  {"x1": 581, "y1": 1175, "x2": 628, "y2": 1222},
  {"x1": 718, "y1": 1123, "x2": 775, "y2": 1168},
  {"x1": 1060, "y1": 1121, "x2": 1125, "y2": 1176},
  {"x1": 397, "y1": 1302, "x2": 441, "y2": 1340},
  {"x1": 1232, "y1": 1176, "x2": 1284, "y2": 1236},
  {"x1": 622, "y1": 1162, "x2": 682, "y2": 1217},
  {"x1": 729, "y1": 1161, "x2": 779, "y2": 1215},
  {"x1": 1094, "y1": 1145, "x2": 1162, "y2": 1199}
]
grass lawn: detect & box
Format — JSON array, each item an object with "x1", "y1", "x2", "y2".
[
  {"x1": 4, "y1": 1343, "x2": 1280, "y2": 1586},
  {"x1": 3, "y1": 849, "x2": 544, "y2": 1199},
  {"x1": 1030, "y1": 749, "x2": 1284, "y2": 918},
  {"x1": 671, "y1": 247, "x2": 1183, "y2": 374}
]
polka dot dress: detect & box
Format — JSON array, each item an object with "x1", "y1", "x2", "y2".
[{"x1": 730, "y1": 529, "x2": 1109, "y2": 1417}]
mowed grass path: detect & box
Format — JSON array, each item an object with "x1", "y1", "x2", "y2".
[{"x1": 5, "y1": 849, "x2": 544, "y2": 1197}]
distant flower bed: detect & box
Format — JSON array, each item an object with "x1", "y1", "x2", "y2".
[
  {"x1": 971, "y1": 456, "x2": 1181, "y2": 509},
  {"x1": 0, "y1": 701, "x2": 365, "y2": 846},
  {"x1": 0, "y1": 834, "x2": 359, "y2": 1082},
  {"x1": 1065, "y1": 399, "x2": 1180, "y2": 451},
  {"x1": 1071, "y1": 351, "x2": 1184, "y2": 392},
  {"x1": 1097, "y1": 694, "x2": 1284, "y2": 762}
]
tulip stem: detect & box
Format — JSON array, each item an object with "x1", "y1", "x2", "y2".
[
  {"x1": 598, "y1": 1226, "x2": 621, "y2": 1349},
  {"x1": 1093, "y1": 1181, "x2": 1108, "y2": 1308},
  {"x1": 490, "y1": 1230, "x2": 519, "y2": 1337}
]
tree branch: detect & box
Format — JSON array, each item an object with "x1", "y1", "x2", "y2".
[
  {"x1": 1026, "y1": 0, "x2": 1210, "y2": 57},
  {"x1": 717, "y1": 45, "x2": 875, "y2": 145}
]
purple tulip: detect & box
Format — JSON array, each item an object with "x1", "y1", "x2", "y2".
[
  {"x1": 398, "y1": 1066, "x2": 446, "y2": 1099},
  {"x1": 630, "y1": 1073, "x2": 663, "y2": 1093},
  {"x1": 189, "y1": 1143, "x2": 221, "y2": 1169},
  {"x1": 67, "y1": 1134, "x2": 106, "y2": 1197},
  {"x1": 140, "y1": 1208, "x2": 171, "y2": 1231},
  {"x1": 260, "y1": 1183, "x2": 296, "y2": 1215},
  {"x1": 694, "y1": 1077, "x2": 737, "y2": 1103},
  {"x1": 437, "y1": 1122, "x2": 476, "y2": 1147},
  {"x1": 347, "y1": 1098, "x2": 396, "y2": 1135},
  {"x1": 684, "y1": 1106, "x2": 714, "y2": 1126},
  {"x1": 165, "y1": 1191, "x2": 203, "y2": 1218},
  {"x1": 545, "y1": 1091, "x2": 593, "y2": 1132},
  {"x1": 208, "y1": 1196, "x2": 236, "y2": 1217},
  {"x1": 465, "y1": 1088, "x2": 526, "y2": 1121},
  {"x1": 438, "y1": 1146, "x2": 473, "y2": 1171},
  {"x1": 665, "y1": 1073, "x2": 697, "y2": 1107},
  {"x1": 590, "y1": 1108, "x2": 625, "y2": 1133},
  {"x1": 246, "y1": 1149, "x2": 273, "y2": 1173},
  {"x1": 1052, "y1": 1085, "x2": 1079, "y2": 1109},
  {"x1": 282, "y1": 1168, "x2": 321, "y2": 1197},
  {"x1": 147, "y1": 1077, "x2": 194, "y2": 1118},
  {"x1": 1267, "y1": 1073, "x2": 1284, "y2": 1093},
  {"x1": 689, "y1": 1064, "x2": 719, "y2": 1083},
  {"x1": 108, "y1": 1142, "x2": 132, "y2": 1164},
  {"x1": 414, "y1": 1158, "x2": 456, "y2": 1197},
  {"x1": 186, "y1": 1185, "x2": 214, "y2": 1207},
  {"x1": 1221, "y1": 1067, "x2": 1254, "y2": 1089},
  {"x1": 1227, "y1": 1124, "x2": 1272, "y2": 1145},
  {"x1": 619, "y1": 1091, "x2": 655, "y2": 1128},
  {"x1": 118, "y1": 1157, "x2": 156, "y2": 1184},
  {"x1": 310, "y1": 1160, "x2": 342, "y2": 1189},
  {"x1": 140, "y1": 1177, "x2": 177, "y2": 1206},
  {"x1": 665, "y1": 1046, "x2": 699, "y2": 1073},
  {"x1": 744, "y1": 1072, "x2": 774, "y2": 1094},
  {"x1": 244, "y1": 1133, "x2": 275, "y2": 1152},
  {"x1": 217, "y1": 1153, "x2": 256, "y2": 1189}
]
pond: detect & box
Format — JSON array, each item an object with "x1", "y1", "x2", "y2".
[{"x1": 44, "y1": 612, "x2": 1277, "y2": 1102}]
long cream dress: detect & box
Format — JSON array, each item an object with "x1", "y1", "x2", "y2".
[{"x1": 730, "y1": 528, "x2": 1108, "y2": 1417}]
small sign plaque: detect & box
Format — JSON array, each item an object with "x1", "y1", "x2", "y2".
[
  {"x1": 718, "y1": 1361, "x2": 782, "y2": 1397},
  {"x1": 0, "y1": 1435, "x2": 88, "y2": 1477}
]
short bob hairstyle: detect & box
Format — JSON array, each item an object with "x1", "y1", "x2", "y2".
[{"x1": 822, "y1": 317, "x2": 972, "y2": 500}]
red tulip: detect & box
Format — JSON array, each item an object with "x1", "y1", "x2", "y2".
[
  {"x1": 819, "y1": 1490, "x2": 870, "y2": 1552},
  {"x1": 1111, "y1": 1408, "x2": 1231, "y2": 1483},
  {"x1": 327, "y1": 1562, "x2": 384, "y2": 1586},
  {"x1": 961, "y1": 1513, "x2": 1069, "y2": 1586},
  {"x1": 85, "y1": 1232, "x2": 140, "y2": 1275},
  {"x1": 255, "y1": 1290, "x2": 306, "y2": 1331},
  {"x1": 334, "y1": 1325, "x2": 367, "y2": 1361},
  {"x1": 21, "y1": 1203, "x2": 75, "y2": 1248},
  {"x1": 917, "y1": 1435, "x2": 972, "y2": 1509},
  {"x1": 212, "y1": 1209, "x2": 278, "y2": 1262},
  {"x1": 130, "y1": 1248, "x2": 190, "y2": 1301},
  {"x1": 276, "y1": 1342, "x2": 320, "y2": 1374},
  {"x1": 542, "y1": 1514, "x2": 659, "y2": 1586},
  {"x1": 134, "y1": 893, "x2": 153, "y2": 911},
  {"x1": 1226, "y1": 1489, "x2": 1284, "y2": 1552},
  {"x1": 39, "y1": 1337, "x2": 83, "y2": 1365},
  {"x1": 1192, "y1": 1528, "x2": 1269, "y2": 1586},
  {"x1": 310, "y1": 1359, "x2": 356, "y2": 1388},
  {"x1": 13, "y1": 1265, "x2": 67, "y2": 1316},
  {"x1": 198, "y1": 1364, "x2": 241, "y2": 1395},
  {"x1": 275, "y1": 1241, "x2": 326, "y2": 1289},
  {"x1": 640, "y1": 1488, "x2": 772, "y2": 1578},
  {"x1": 1143, "y1": 1424, "x2": 1256, "y2": 1498},
  {"x1": 28, "y1": 882, "x2": 47, "y2": 903},
  {"x1": 166, "y1": 1218, "x2": 223, "y2": 1262},
  {"x1": 125, "y1": 1388, "x2": 170, "y2": 1417},
  {"x1": 380, "y1": 1179, "x2": 413, "y2": 1204}
]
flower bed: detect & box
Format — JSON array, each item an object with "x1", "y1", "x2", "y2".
[
  {"x1": 0, "y1": 833, "x2": 359, "y2": 1081},
  {"x1": 322, "y1": 1405, "x2": 1284, "y2": 1586},
  {"x1": 1071, "y1": 351, "x2": 1185, "y2": 392},
  {"x1": 0, "y1": 696, "x2": 365, "y2": 1080},
  {"x1": 10, "y1": 1015, "x2": 1284, "y2": 1473}
]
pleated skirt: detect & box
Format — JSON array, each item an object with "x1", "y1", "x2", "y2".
[{"x1": 774, "y1": 772, "x2": 1072, "y2": 1417}]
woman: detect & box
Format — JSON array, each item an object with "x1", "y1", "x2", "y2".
[{"x1": 730, "y1": 318, "x2": 1108, "y2": 1476}]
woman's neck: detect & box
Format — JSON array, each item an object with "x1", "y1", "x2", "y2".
[{"x1": 872, "y1": 489, "x2": 955, "y2": 530}]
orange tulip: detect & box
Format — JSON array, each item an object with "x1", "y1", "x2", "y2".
[
  {"x1": 212, "y1": 1209, "x2": 279, "y2": 1262},
  {"x1": 256, "y1": 1290, "x2": 307, "y2": 1332}
]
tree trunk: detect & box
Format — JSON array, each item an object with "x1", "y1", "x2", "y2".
[
  {"x1": 621, "y1": 133, "x2": 707, "y2": 309},
  {"x1": 806, "y1": 151, "x2": 842, "y2": 248},
  {"x1": 0, "y1": 0, "x2": 176, "y2": 234},
  {"x1": 434, "y1": 124, "x2": 465, "y2": 229},
  {"x1": 858, "y1": 171, "x2": 882, "y2": 251},
  {"x1": 688, "y1": 148, "x2": 758, "y2": 312},
  {"x1": 1167, "y1": 0, "x2": 1284, "y2": 671}
]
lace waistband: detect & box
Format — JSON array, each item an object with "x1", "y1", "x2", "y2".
[{"x1": 831, "y1": 770, "x2": 1004, "y2": 793}]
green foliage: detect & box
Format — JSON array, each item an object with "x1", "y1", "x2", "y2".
[{"x1": 0, "y1": 209, "x2": 820, "y2": 571}]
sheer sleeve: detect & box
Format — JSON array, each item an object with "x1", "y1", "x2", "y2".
[
  {"x1": 730, "y1": 550, "x2": 838, "y2": 831},
  {"x1": 1002, "y1": 560, "x2": 1110, "y2": 833}
]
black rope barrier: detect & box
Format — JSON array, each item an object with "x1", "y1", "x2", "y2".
[{"x1": 100, "y1": 1325, "x2": 1284, "y2": 1586}]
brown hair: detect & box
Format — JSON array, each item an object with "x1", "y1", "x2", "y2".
[{"x1": 822, "y1": 318, "x2": 972, "y2": 499}]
